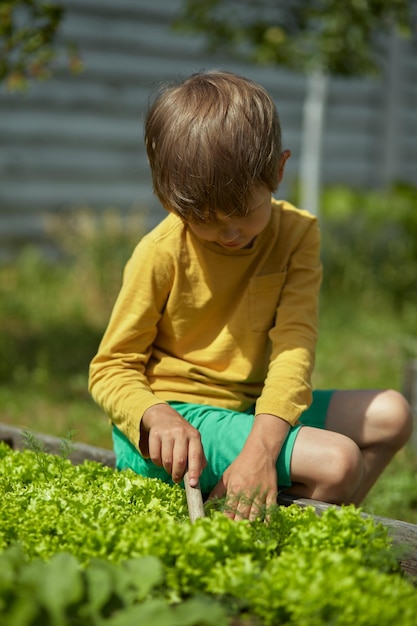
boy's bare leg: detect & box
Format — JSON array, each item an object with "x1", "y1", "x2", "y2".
[
  {"x1": 287, "y1": 426, "x2": 364, "y2": 503},
  {"x1": 324, "y1": 389, "x2": 413, "y2": 504},
  {"x1": 287, "y1": 389, "x2": 412, "y2": 505}
]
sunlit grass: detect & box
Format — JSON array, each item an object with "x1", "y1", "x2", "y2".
[
  {"x1": 314, "y1": 291, "x2": 414, "y2": 391},
  {"x1": 0, "y1": 378, "x2": 113, "y2": 450}
]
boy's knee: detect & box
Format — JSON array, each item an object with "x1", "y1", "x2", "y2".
[
  {"x1": 370, "y1": 389, "x2": 413, "y2": 449},
  {"x1": 321, "y1": 438, "x2": 363, "y2": 504}
]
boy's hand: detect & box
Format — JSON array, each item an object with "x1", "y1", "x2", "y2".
[
  {"x1": 209, "y1": 413, "x2": 290, "y2": 520},
  {"x1": 210, "y1": 452, "x2": 278, "y2": 521},
  {"x1": 141, "y1": 404, "x2": 206, "y2": 486}
]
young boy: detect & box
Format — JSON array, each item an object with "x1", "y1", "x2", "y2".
[{"x1": 89, "y1": 70, "x2": 412, "y2": 520}]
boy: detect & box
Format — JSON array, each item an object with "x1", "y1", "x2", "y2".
[{"x1": 89, "y1": 70, "x2": 412, "y2": 520}]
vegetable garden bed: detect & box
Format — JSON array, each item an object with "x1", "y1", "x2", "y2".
[{"x1": 1, "y1": 423, "x2": 417, "y2": 626}]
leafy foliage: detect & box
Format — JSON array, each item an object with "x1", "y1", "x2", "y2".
[
  {"x1": 0, "y1": 0, "x2": 82, "y2": 91},
  {"x1": 0, "y1": 548, "x2": 227, "y2": 626},
  {"x1": 1, "y1": 441, "x2": 417, "y2": 625},
  {"x1": 175, "y1": 0, "x2": 413, "y2": 76},
  {"x1": 0, "y1": 208, "x2": 145, "y2": 386},
  {"x1": 319, "y1": 184, "x2": 417, "y2": 314}
]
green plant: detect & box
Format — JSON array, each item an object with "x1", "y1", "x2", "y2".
[
  {"x1": 45, "y1": 207, "x2": 147, "y2": 318},
  {"x1": 1, "y1": 442, "x2": 417, "y2": 625},
  {"x1": 0, "y1": 0, "x2": 82, "y2": 91},
  {"x1": 0, "y1": 548, "x2": 228, "y2": 626},
  {"x1": 319, "y1": 184, "x2": 417, "y2": 312},
  {"x1": 22, "y1": 429, "x2": 76, "y2": 479},
  {"x1": 175, "y1": 1, "x2": 412, "y2": 76}
]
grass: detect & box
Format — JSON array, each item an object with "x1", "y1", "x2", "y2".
[
  {"x1": 314, "y1": 291, "x2": 415, "y2": 391},
  {"x1": 0, "y1": 206, "x2": 416, "y2": 523}
]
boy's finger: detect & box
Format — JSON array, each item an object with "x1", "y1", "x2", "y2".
[
  {"x1": 171, "y1": 439, "x2": 188, "y2": 482},
  {"x1": 148, "y1": 436, "x2": 163, "y2": 467},
  {"x1": 186, "y1": 438, "x2": 206, "y2": 487}
]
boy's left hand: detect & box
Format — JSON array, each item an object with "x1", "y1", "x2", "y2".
[
  {"x1": 208, "y1": 412, "x2": 290, "y2": 520},
  {"x1": 209, "y1": 452, "x2": 278, "y2": 521}
]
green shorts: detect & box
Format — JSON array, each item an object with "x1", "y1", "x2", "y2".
[{"x1": 112, "y1": 390, "x2": 334, "y2": 494}]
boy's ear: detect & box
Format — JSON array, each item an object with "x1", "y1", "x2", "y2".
[{"x1": 277, "y1": 149, "x2": 291, "y2": 184}]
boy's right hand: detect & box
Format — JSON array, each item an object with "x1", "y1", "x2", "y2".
[{"x1": 141, "y1": 404, "x2": 206, "y2": 487}]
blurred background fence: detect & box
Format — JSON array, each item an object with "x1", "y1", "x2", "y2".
[{"x1": 1, "y1": 0, "x2": 417, "y2": 257}]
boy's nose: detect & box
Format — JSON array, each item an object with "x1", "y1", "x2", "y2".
[{"x1": 219, "y1": 226, "x2": 240, "y2": 242}]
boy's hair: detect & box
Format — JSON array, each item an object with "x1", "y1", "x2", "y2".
[{"x1": 145, "y1": 70, "x2": 282, "y2": 222}]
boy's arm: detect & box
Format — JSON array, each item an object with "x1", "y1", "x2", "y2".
[
  {"x1": 90, "y1": 235, "x2": 207, "y2": 484},
  {"x1": 89, "y1": 234, "x2": 174, "y2": 451},
  {"x1": 256, "y1": 216, "x2": 322, "y2": 424}
]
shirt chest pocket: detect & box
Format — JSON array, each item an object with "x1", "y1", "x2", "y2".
[{"x1": 248, "y1": 272, "x2": 287, "y2": 332}]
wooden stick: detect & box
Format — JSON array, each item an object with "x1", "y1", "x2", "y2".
[{"x1": 184, "y1": 471, "x2": 205, "y2": 522}]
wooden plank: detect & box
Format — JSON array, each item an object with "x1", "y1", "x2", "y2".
[
  {"x1": 0, "y1": 423, "x2": 116, "y2": 468},
  {"x1": 278, "y1": 493, "x2": 417, "y2": 578},
  {"x1": 0, "y1": 110, "x2": 142, "y2": 141},
  {"x1": 0, "y1": 180, "x2": 153, "y2": 208}
]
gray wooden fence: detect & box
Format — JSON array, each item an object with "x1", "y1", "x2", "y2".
[{"x1": 1, "y1": 0, "x2": 416, "y2": 257}]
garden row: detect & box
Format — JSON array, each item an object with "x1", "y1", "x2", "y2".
[{"x1": 1, "y1": 427, "x2": 417, "y2": 625}]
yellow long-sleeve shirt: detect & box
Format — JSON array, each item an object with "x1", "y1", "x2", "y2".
[{"x1": 89, "y1": 199, "x2": 322, "y2": 450}]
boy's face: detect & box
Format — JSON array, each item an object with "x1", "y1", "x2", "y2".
[{"x1": 186, "y1": 186, "x2": 273, "y2": 251}]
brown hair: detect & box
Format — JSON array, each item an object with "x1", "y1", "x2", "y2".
[{"x1": 145, "y1": 70, "x2": 282, "y2": 222}]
